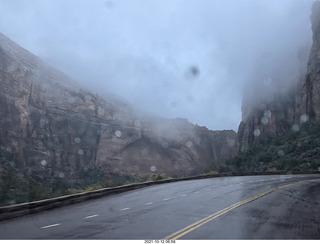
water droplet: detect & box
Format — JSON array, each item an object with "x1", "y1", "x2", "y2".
[
  {"x1": 261, "y1": 117, "x2": 269, "y2": 125},
  {"x1": 40, "y1": 118, "x2": 48, "y2": 128},
  {"x1": 41, "y1": 159, "x2": 47, "y2": 166},
  {"x1": 115, "y1": 130, "x2": 122, "y2": 137},
  {"x1": 98, "y1": 107, "x2": 105, "y2": 116},
  {"x1": 170, "y1": 101, "x2": 178, "y2": 108},
  {"x1": 150, "y1": 166, "x2": 156, "y2": 172},
  {"x1": 78, "y1": 149, "x2": 84, "y2": 155},
  {"x1": 300, "y1": 114, "x2": 309, "y2": 123},
  {"x1": 141, "y1": 148, "x2": 148, "y2": 155},
  {"x1": 194, "y1": 137, "x2": 201, "y2": 144},
  {"x1": 189, "y1": 66, "x2": 200, "y2": 77},
  {"x1": 59, "y1": 172, "x2": 65, "y2": 178},
  {"x1": 262, "y1": 75, "x2": 272, "y2": 86},
  {"x1": 291, "y1": 124, "x2": 300, "y2": 132},
  {"x1": 74, "y1": 137, "x2": 81, "y2": 144},
  {"x1": 162, "y1": 142, "x2": 168, "y2": 148},
  {"x1": 186, "y1": 141, "x2": 193, "y2": 148},
  {"x1": 186, "y1": 95, "x2": 194, "y2": 103},
  {"x1": 85, "y1": 95, "x2": 92, "y2": 102},
  {"x1": 69, "y1": 97, "x2": 75, "y2": 103},
  {"x1": 264, "y1": 110, "x2": 272, "y2": 118},
  {"x1": 259, "y1": 103, "x2": 267, "y2": 111},
  {"x1": 104, "y1": 0, "x2": 114, "y2": 9},
  {"x1": 134, "y1": 120, "x2": 141, "y2": 127},
  {"x1": 254, "y1": 129, "x2": 261, "y2": 137},
  {"x1": 277, "y1": 150, "x2": 285, "y2": 157}
]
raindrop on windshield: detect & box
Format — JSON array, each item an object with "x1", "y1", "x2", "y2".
[
  {"x1": 291, "y1": 124, "x2": 300, "y2": 132},
  {"x1": 134, "y1": 120, "x2": 141, "y2": 127},
  {"x1": 262, "y1": 75, "x2": 272, "y2": 86},
  {"x1": 41, "y1": 159, "x2": 47, "y2": 166},
  {"x1": 186, "y1": 141, "x2": 193, "y2": 148},
  {"x1": 162, "y1": 142, "x2": 168, "y2": 148},
  {"x1": 98, "y1": 107, "x2": 105, "y2": 116},
  {"x1": 277, "y1": 150, "x2": 285, "y2": 157},
  {"x1": 254, "y1": 129, "x2": 261, "y2": 137},
  {"x1": 300, "y1": 114, "x2": 309, "y2": 123},
  {"x1": 78, "y1": 149, "x2": 84, "y2": 155},
  {"x1": 261, "y1": 117, "x2": 269, "y2": 125},
  {"x1": 68, "y1": 97, "x2": 75, "y2": 103},
  {"x1": 74, "y1": 137, "x2": 81, "y2": 144},
  {"x1": 115, "y1": 130, "x2": 122, "y2": 137}
]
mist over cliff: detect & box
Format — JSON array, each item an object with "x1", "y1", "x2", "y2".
[
  {"x1": 238, "y1": 1, "x2": 320, "y2": 152},
  {"x1": 0, "y1": 0, "x2": 315, "y2": 130}
]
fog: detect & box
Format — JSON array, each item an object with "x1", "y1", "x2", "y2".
[{"x1": 0, "y1": 0, "x2": 315, "y2": 130}]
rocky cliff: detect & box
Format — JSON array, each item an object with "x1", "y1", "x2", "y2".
[
  {"x1": 238, "y1": 1, "x2": 320, "y2": 151},
  {"x1": 0, "y1": 31, "x2": 237, "y2": 192},
  {"x1": 296, "y1": 1, "x2": 320, "y2": 121}
]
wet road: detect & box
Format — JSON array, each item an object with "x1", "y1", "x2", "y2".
[{"x1": 0, "y1": 174, "x2": 319, "y2": 239}]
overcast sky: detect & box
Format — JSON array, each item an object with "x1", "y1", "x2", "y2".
[{"x1": 0, "y1": 0, "x2": 315, "y2": 130}]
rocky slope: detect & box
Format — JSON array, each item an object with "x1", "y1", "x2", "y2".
[
  {"x1": 238, "y1": 1, "x2": 320, "y2": 151},
  {"x1": 0, "y1": 31, "x2": 238, "y2": 193}
]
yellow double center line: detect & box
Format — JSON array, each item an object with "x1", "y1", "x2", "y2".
[{"x1": 162, "y1": 182, "x2": 295, "y2": 240}]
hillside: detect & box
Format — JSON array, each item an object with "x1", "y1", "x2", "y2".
[
  {"x1": 0, "y1": 31, "x2": 237, "y2": 206},
  {"x1": 226, "y1": 122, "x2": 320, "y2": 173}
]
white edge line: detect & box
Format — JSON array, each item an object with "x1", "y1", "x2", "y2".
[
  {"x1": 145, "y1": 202, "x2": 154, "y2": 205},
  {"x1": 120, "y1": 207, "x2": 131, "y2": 211},
  {"x1": 163, "y1": 198, "x2": 171, "y2": 201},
  {"x1": 41, "y1": 223, "x2": 61, "y2": 229},
  {"x1": 84, "y1": 214, "x2": 99, "y2": 219}
]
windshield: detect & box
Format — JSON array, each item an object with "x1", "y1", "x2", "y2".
[{"x1": 0, "y1": 0, "x2": 319, "y2": 241}]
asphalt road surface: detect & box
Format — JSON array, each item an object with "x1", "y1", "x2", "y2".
[{"x1": 0, "y1": 174, "x2": 319, "y2": 239}]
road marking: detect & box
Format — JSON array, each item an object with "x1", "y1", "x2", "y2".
[
  {"x1": 163, "y1": 198, "x2": 171, "y2": 201},
  {"x1": 162, "y1": 183, "x2": 294, "y2": 240},
  {"x1": 120, "y1": 207, "x2": 131, "y2": 211},
  {"x1": 180, "y1": 194, "x2": 187, "y2": 197},
  {"x1": 41, "y1": 223, "x2": 61, "y2": 229},
  {"x1": 145, "y1": 202, "x2": 154, "y2": 205},
  {"x1": 84, "y1": 214, "x2": 99, "y2": 219}
]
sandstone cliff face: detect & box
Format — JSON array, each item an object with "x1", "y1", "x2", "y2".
[
  {"x1": 238, "y1": 1, "x2": 320, "y2": 151},
  {"x1": 296, "y1": 1, "x2": 320, "y2": 121},
  {"x1": 0, "y1": 32, "x2": 237, "y2": 184}
]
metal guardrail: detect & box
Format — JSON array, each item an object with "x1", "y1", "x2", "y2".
[{"x1": 0, "y1": 171, "x2": 319, "y2": 221}]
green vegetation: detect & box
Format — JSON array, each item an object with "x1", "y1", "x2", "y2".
[
  {"x1": 148, "y1": 173, "x2": 171, "y2": 181},
  {"x1": 3, "y1": 121, "x2": 319, "y2": 207},
  {"x1": 0, "y1": 148, "x2": 172, "y2": 206},
  {"x1": 224, "y1": 122, "x2": 320, "y2": 173}
]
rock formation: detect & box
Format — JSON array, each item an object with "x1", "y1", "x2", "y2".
[
  {"x1": 296, "y1": 1, "x2": 320, "y2": 121},
  {"x1": 0, "y1": 31, "x2": 238, "y2": 187},
  {"x1": 238, "y1": 1, "x2": 320, "y2": 151}
]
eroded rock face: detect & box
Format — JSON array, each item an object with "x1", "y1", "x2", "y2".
[
  {"x1": 0, "y1": 32, "x2": 238, "y2": 183},
  {"x1": 296, "y1": 1, "x2": 320, "y2": 121},
  {"x1": 238, "y1": 2, "x2": 320, "y2": 151}
]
